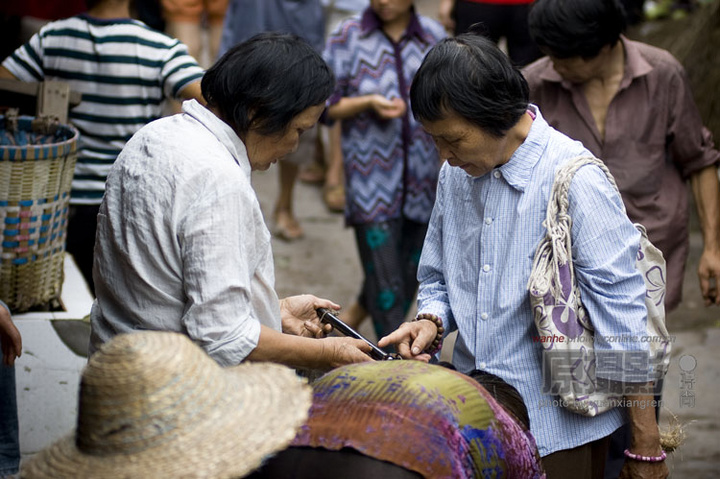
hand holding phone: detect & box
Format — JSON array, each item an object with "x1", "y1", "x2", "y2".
[{"x1": 316, "y1": 308, "x2": 400, "y2": 361}]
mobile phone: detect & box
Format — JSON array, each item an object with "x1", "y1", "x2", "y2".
[{"x1": 316, "y1": 308, "x2": 400, "y2": 361}]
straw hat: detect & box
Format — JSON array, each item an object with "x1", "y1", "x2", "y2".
[{"x1": 22, "y1": 331, "x2": 312, "y2": 479}]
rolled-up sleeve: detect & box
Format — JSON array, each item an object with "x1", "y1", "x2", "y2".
[
  {"x1": 569, "y1": 165, "x2": 650, "y2": 382},
  {"x1": 667, "y1": 64, "x2": 720, "y2": 177},
  {"x1": 178, "y1": 177, "x2": 266, "y2": 366}
]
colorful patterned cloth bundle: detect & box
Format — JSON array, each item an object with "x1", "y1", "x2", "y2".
[{"x1": 293, "y1": 361, "x2": 546, "y2": 478}]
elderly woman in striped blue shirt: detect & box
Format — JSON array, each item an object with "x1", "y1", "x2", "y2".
[{"x1": 379, "y1": 34, "x2": 667, "y2": 479}]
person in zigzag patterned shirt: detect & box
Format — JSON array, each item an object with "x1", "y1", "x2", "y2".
[{"x1": 323, "y1": 0, "x2": 446, "y2": 341}]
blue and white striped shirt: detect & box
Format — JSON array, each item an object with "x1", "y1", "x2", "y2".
[
  {"x1": 417, "y1": 106, "x2": 648, "y2": 456},
  {"x1": 2, "y1": 14, "x2": 204, "y2": 205}
]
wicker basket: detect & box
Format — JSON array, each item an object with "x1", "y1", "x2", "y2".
[{"x1": 0, "y1": 114, "x2": 78, "y2": 312}]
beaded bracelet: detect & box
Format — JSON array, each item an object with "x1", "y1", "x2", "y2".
[
  {"x1": 413, "y1": 313, "x2": 444, "y2": 355},
  {"x1": 623, "y1": 449, "x2": 667, "y2": 463}
]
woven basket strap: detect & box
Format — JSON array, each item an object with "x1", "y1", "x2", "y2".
[{"x1": 537, "y1": 156, "x2": 623, "y2": 294}]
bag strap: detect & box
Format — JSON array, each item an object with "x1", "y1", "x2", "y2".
[
  {"x1": 532, "y1": 156, "x2": 624, "y2": 298},
  {"x1": 547, "y1": 155, "x2": 624, "y2": 228}
]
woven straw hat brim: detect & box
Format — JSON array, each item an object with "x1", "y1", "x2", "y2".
[{"x1": 21, "y1": 362, "x2": 311, "y2": 479}]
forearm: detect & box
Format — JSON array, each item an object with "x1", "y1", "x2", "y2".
[
  {"x1": 621, "y1": 391, "x2": 669, "y2": 478},
  {"x1": 327, "y1": 96, "x2": 376, "y2": 120},
  {"x1": 0, "y1": 65, "x2": 18, "y2": 79},
  {"x1": 438, "y1": 0, "x2": 455, "y2": 30},
  {"x1": 690, "y1": 165, "x2": 720, "y2": 253},
  {"x1": 439, "y1": 0, "x2": 454, "y2": 17},
  {"x1": 0, "y1": 299, "x2": 22, "y2": 366},
  {"x1": 245, "y1": 325, "x2": 329, "y2": 369},
  {"x1": 625, "y1": 392, "x2": 662, "y2": 454},
  {"x1": 177, "y1": 79, "x2": 205, "y2": 105}
]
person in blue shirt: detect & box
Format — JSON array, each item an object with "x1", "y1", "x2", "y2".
[{"x1": 379, "y1": 33, "x2": 667, "y2": 479}]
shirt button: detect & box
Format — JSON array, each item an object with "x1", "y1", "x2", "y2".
[
  {"x1": 493, "y1": 170, "x2": 501, "y2": 179},
  {"x1": 483, "y1": 264, "x2": 491, "y2": 272},
  {"x1": 480, "y1": 312, "x2": 488, "y2": 320},
  {"x1": 484, "y1": 217, "x2": 492, "y2": 225},
  {"x1": 479, "y1": 361, "x2": 487, "y2": 369}
]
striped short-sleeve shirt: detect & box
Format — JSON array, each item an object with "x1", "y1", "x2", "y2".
[{"x1": 2, "y1": 14, "x2": 204, "y2": 204}]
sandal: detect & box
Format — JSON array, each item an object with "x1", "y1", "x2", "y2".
[
  {"x1": 323, "y1": 184, "x2": 345, "y2": 213},
  {"x1": 274, "y1": 210, "x2": 304, "y2": 241},
  {"x1": 298, "y1": 161, "x2": 325, "y2": 184}
]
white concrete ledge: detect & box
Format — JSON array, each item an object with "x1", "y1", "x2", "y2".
[{"x1": 14, "y1": 253, "x2": 93, "y2": 455}]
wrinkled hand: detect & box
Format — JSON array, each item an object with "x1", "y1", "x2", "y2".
[
  {"x1": 378, "y1": 320, "x2": 436, "y2": 362},
  {"x1": 280, "y1": 294, "x2": 338, "y2": 338},
  {"x1": 370, "y1": 95, "x2": 406, "y2": 120},
  {"x1": 698, "y1": 248, "x2": 720, "y2": 306},
  {"x1": 619, "y1": 460, "x2": 668, "y2": 479},
  {"x1": 319, "y1": 337, "x2": 373, "y2": 369},
  {"x1": 0, "y1": 305, "x2": 21, "y2": 366}
]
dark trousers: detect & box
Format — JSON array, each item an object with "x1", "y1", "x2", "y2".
[
  {"x1": 353, "y1": 219, "x2": 427, "y2": 341},
  {"x1": 66, "y1": 204, "x2": 100, "y2": 296},
  {"x1": 247, "y1": 447, "x2": 422, "y2": 479},
  {"x1": 605, "y1": 381, "x2": 664, "y2": 478},
  {"x1": 542, "y1": 435, "x2": 612, "y2": 479},
  {"x1": 0, "y1": 344, "x2": 20, "y2": 476},
  {"x1": 605, "y1": 423, "x2": 632, "y2": 479},
  {"x1": 453, "y1": 1, "x2": 542, "y2": 67}
]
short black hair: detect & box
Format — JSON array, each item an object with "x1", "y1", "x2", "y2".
[
  {"x1": 528, "y1": 0, "x2": 627, "y2": 59},
  {"x1": 469, "y1": 369, "x2": 531, "y2": 431},
  {"x1": 410, "y1": 33, "x2": 529, "y2": 138},
  {"x1": 201, "y1": 32, "x2": 334, "y2": 136}
]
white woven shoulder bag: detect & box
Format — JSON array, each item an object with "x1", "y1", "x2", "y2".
[{"x1": 527, "y1": 155, "x2": 672, "y2": 417}]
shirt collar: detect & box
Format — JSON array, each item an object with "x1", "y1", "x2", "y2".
[
  {"x1": 181, "y1": 99, "x2": 251, "y2": 180},
  {"x1": 497, "y1": 105, "x2": 548, "y2": 192},
  {"x1": 360, "y1": 7, "x2": 427, "y2": 42},
  {"x1": 536, "y1": 36, "x2": 653, "y2": 89},
  {"x1": 536, "y1": 58, "x2": 563, "y2": 83},
  {"x1": 618, "y1": 36, "x2": 653, "y2": 89}
]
